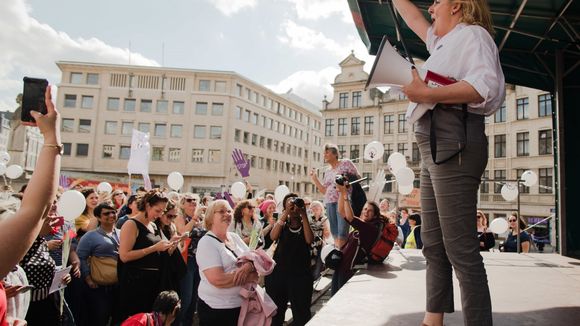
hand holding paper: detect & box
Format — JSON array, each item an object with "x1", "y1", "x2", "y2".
[{"x1": 232, "y1": 149, "x2": 250, "y2": 178}]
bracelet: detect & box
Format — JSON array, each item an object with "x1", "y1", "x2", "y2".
[{"x1": 43, "y1": 143, "x2": 64, "y2": 155}]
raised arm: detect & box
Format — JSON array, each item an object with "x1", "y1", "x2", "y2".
[
  {"x1": 309, "y1": 168, "x2": 327, "y2": 195},
  {"x1": 337, "y1": 183, "x2": 354, "y2": 223},
  {"x1": 0, "y1": 86, "x2": 61, "y2": 278},
  {"x1": 392, "y1": 0, "x2": 431, "y2": 43}
]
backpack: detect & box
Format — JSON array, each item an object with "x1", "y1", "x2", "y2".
[{"x1": 366, "y1": 220, "x2": 398, "y2": 263}]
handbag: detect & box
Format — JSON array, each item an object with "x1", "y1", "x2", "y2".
[{"x1": 89, "y1": 256, "x2": 118, "y2": 285}]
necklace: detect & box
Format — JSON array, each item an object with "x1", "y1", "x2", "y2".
[{"x1": 289, "y1": 226, "x2": 302, "y2": 234}]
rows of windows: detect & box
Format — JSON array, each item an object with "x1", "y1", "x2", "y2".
[
  {"x1": 493, "y1": 94, "x2": 552, "y2": 123},
  {"x1": 70, "y1": 72, "x2": 99, "y2": 85},
  {"x1": 234, "y1": 129, "x2": 322, "y2": 163},
  {"x1": 480, "y1": 168, "x2": 553, "y2": 194},
  {"x1": 324, "y1": 114, "x2": 409, "y2": 137},
  {"x1": 338, "y1": 91, "x2": 362, "y2": 108},
  {"x1": 493, "y1": 130, "x2": 552, "y2": 158}
]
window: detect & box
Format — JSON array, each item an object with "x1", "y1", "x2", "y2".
[
  {"x1": 151, "y1": 147, "x2": 164, "y2": 161},
  {"x1": 236, "y1": 84, "x2": 243, "y2": 96},
  {"x1": 172, "y1": 101, "x2": 184, "y2": 114},
  {"x1": 494, "y1": 134, "x2": 506, "y2": 158},
  {"x1": 494, "y1": 102, "x2": 506, "y2": 123},
  {"x1": 211, "y1": 103, "x2": 224, "y2": 116},
  {"x1": 339, "y1": 93, "x2": 348, "y2": 108},
  {"x1": 516, "y1": 97, "x2": 529, "y2": 120},
  {"x1": 78, "y1": 119, "x2": 91, "y2": 133},
  {"x1": 494, "y1": 170, "x2": 506, "y2": 193},
  {"x1": 350, "y1": 145, "x2": 360, "y2": 160},
  {"x1": 325, "y1": 119, "x2": 334, "y2": 136},
  {"x1": 480, "y1": 170, "x2": 489, "y2": 193},
  {"x1": 234, "y1": 129, "x2": 241, "y2": 142},
  {"x1": 252, "y1": 113, "x2": 259, "y2": 125},
  {"x1": 140, "y1": 99, "x2": 152, "y2": 112},
  {"x1": 266, "y1": 118, "x2": 272, "y2": 130},
  {"x1": 105, "y1": 121, "x2": 117, "y2": 134},
  {"x1": 251, "y1": 134, "x2": 257, "y2": 146},
  {"x1": 170, "y1": 124, "x2": 182, "y2": 138},
  {"x1": 194, "y1": 125, "x2": 206, "y2": 138},
  {"x1": 364, "y1": 116, "x2": 374, "y2": 135},
  {"x1": 398, "y1": 114, "x2": 407, "y2": 133},
  {"x1": 107, "y1": 97, "x2": 119, "y2": 111},
  {"x1": 119, "y1": 146, "x2": 131, "y2": 160},
  {"x1": 210, "y1": 126, "x2": 222, "y2": 139},
  {"x1": 70, "y1": 72, "x2": 83, "y2": 84},
  {"x1": 243, "y1": 110, "x2": 250, "y2": 122},
  {"x1": 102, "y1": 145, "x2": 114, "y2": 158},
  {"x1": 516, "y1": 169, "x2": 530, "y2": 193},
  {"x1": 383, "y1": 144, "x2": 393, "y2": 163},
  {"x1": 412, "y1": 142, "x2": 420, "y2": 162},
  {"x1": 154, "y1": 123, "x2": 166, "y2": 137},
  {"x1": 539, "y1": 130, "x2": 552, "y2": 155},
  {"x1": 351, "y1": 117, "x2": 360, "y2": 135},
  {"x1": 208, "y1": 150, "x2": 221, "y2": 163},
  {"x1": 259, "y1": 136, "x2": 265, "y2": 148},
  {"x1": 338, "y1": 118, "x2": 347, "y2": 136},
  {"x1": 63, "y1": 143, "x2": 72, "y2": 156},
  {"x1": 235, "y1": 106, "x2": 242, "y2": 120},
  {"x1": 168, "y1": 148, "x2": 181, "y2": 162},
  {"x1": 215, "y1": 81, "x2": 226, "y2": 93},
  {"x1": 352, "y1": 91, "x2": 361, "y2": 107},
  {"x1": 267, "y1": 138, "x2": 272, "y2": 150},
  {"x1": 124, "y1": 99, "x2": 136, "y2": 112},
  {"x1": 80, "y1": 96, "x2": 93, "y2": 109},
  {"x1": 538, "y1": 94, "x2": 552, "y2": 117},
  {"x1": 61, "y1": 118, "x2": 74, "y2": 132},
  {"x1": 516, "y1": 132, "x2": 529, "y2": 156},
  {"x1": 338, "y1": 145, "x2": 346, "y2": 158},
  {"x1": 383, "y1": 115, "x2": 394, "y2": 134},
  {"x1": 539, "y1": 168, "x2": 553, "y2": 194},
  {"x1": 398, "y1": 143, "x2": 408, "y2": 156},
  {"x1": 121, "y1": 122, "x2": 133, "y2": 135},
  {"x1": 195, "y1": 102, "x2": 208, "y2": 115},
  {"x1": 76, "y1": 143, "x2": 89, "y2": 157},
  {"x1": 383, "y1": 175, "x2": 393, "y2": 192},
  {"x1": 64, "y1": 95, "x2": 76, "y2": 108},
  {"x1": 156, "y1": 100, "x2": 168, "y2": 113},
  {"x1": 86, "y1": 73, "x2": 99, "y2": 85},
  {"x1": 192, "y1": 149, "x2": 204, "y2": 163},
  {"x1": 198, "y1": 80, "x2": 211, "y2": 91},
  {"x1": 243, "y1": 132, "x2": 250, "y2": 144},
  {"x1": 138, "y1": 123, "x2": 149, "y2": 133}
]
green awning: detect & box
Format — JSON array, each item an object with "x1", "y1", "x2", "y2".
[{"x1": 348, "y1": 0, "x2": 580, "y2": 92}]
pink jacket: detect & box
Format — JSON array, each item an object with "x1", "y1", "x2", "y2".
[{"x1": 236, "y1": 249, "x2": 277, "y2": 326}]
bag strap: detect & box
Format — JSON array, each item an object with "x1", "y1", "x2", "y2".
[
  {"x1": 429, "y1": 104, "x2": 468, "y2": 165},
  {"x1": 206, "y1": 233, "x2": 238, "y2": 258}
]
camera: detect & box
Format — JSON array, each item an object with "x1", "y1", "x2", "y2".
[
  {"x1": 335, "y1": 174, "x2": 348, "y2": 186},
  {"x1": 289, "y1": 197, "x2": 305, "y2": 209}
]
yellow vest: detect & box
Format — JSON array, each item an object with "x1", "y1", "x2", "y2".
[{"x1": 404, "y1": 226, "x2": 419, "y2": 249}]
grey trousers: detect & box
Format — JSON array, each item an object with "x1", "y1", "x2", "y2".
[{"x1": 415, "y1": 107, "x2": 493, "y2": 326}]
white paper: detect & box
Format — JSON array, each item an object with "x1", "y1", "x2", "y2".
[{"x1": 49, "y1": 266, "x2": 71, "y2": 294}]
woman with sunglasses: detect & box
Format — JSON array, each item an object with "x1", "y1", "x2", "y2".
[
  {"x1": 476, "y1": 211, "x2": 495, "y2": 251},
  {"x1": 503, "y1": 212, "x2": 530, "y2": 253},
  {"x1": 230, "y1": 200, "x2": 263, "y2": 247}
]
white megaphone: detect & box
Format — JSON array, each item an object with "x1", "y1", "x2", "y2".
[{"x1": 366, "y1": 36, "x2": 456, "y2": 90}]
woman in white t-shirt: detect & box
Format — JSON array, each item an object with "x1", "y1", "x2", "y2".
[
  {"x1": 393, "y1": 1, "x2": 505, "y2": 325},
  {"x1": 196, "y1": 200, "x2": 257, "y2": 326}
]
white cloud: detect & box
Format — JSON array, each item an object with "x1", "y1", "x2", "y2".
[
  {"x1": 267, "y1": 67, "x2": 340, "y2": 106},
  {"x1": 0, "y1": 0, "x2": 158, "y2": 111},
  {"x1": 206, "y1": 0, "x2": 257, "y2": 16},
  {"x1": 286, "y1": 0, "x2": 352, "y2": 22}
]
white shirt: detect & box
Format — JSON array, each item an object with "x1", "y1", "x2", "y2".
[
  {"x1": 196, "y1": 231, "x2": 249, "y2": 309},
  {"x1": 408, "y1": 23, "x2": 506, "y2": 122}
]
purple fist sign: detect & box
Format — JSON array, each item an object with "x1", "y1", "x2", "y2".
[{"x1": 232, "y1": 148, "x2": 250, "y2": 178}]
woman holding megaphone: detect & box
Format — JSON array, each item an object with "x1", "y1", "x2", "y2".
[{"x1": 392, "y1": 1, "x2": 505, "y2": 325}]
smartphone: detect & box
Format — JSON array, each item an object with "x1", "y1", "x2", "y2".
[
  {"x1": 273, "y1": 212, "x2": 279, "y2": 220},
  {"x1": 17, "y1": 285, "x2": 35, "y2": 294},
  {"x1": 22, "y1": 77, "x2": 48, "y2": 126}
]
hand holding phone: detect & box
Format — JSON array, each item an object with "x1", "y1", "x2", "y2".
[{"x1": 22, "y1": 77, "x2": 48, "y2": 126}]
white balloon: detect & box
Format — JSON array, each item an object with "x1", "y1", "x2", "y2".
[
  {"x1": 521, "y1": 170, "x2": 538, "y2": 187},
  {"x1": 501, "y1": 183, "x2": 519, "y2": 201},
  {"x1": 399, "y1": 184, "x2": 414, "y2": 195},
  {"x1": 166, "y1": 191, "x2": 181, "y2": 203},
  {"x1": 363, "y1": 141, "x2": 384, "y2": 161},
  {"x1": 57, "y1": 190, "x2": 87, "y2": 222},
  {"x1": 274, "y1": 185, "x2": 290, "y2": 203},
  {"x1": 489, "y1": 218, "x2": 509, "y2": 234},
  {"x1": 395, "y1": 167, "x2": 415, "y2": 187},
  {"x1": 0, "y1": 163, "x2": 6, "y2": 176},
  {"x1": 167, "y1": 172, "x2": 184, "y2": 191},
  {"x1": 388, "y1": 152, "x2": 407, "y2": 174},
  {"x1": 230, "y1": 181, "x2": 247, "y2": 199},
  {"x1": 5, "y1": 165, "x2": 23, "y2": 179},
  {"x1": 97, "y1": 182, "x2": 113, "y2": 194},
  {"x1": 0, "y1": 152, "x2": 10, "y2": 164}
]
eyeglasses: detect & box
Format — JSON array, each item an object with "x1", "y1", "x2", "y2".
[
  {"x1": 102, "y1": 211, "x2": 117, "y2": 216},
  {"x1": 216, "y1": 209, "x2": 232, "y2": 215},
  {"x1": 185, "y1": 198, "x2": 197, "y2": 203},
  {"x1": 166, "y1": 214, "x2": 178, "y2": 219},
  {"x1": 509, "y1": 219, "x2": 517, "y2": 222}
]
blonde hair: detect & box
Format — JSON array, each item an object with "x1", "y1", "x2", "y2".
[
  {"x1": 454, "y1": 0, "x2": 495, "y2": 36},
  {"x1": 204, "y1": 199, "x2": 230, "y2": 230}
]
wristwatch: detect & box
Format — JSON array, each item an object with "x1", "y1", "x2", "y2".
[{"x1": 44, "y1": 143, "x2": 64, "y2": 155}]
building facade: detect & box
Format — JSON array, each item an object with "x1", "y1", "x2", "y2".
[
  {"x1": 323, "y1": 54, "x2": 555, "y2": 242},
  {"x1": 56, "y1": 62, "x2": 323, "y2": 195}
]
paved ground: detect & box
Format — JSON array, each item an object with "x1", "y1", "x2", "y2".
[{"x1": 307, "y1": 249, "x2": 580, "y2": 325}]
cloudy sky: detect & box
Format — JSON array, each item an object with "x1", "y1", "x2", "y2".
[{"x1": 0, "y1": 0, "x2": 376, "y2": 111}]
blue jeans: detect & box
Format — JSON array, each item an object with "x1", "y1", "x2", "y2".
[
  {"x1": 176, "y1": 255, "x2": 201, "y2": 326},
  {"x1": 326, "y1": 202, "x2": 349, "y2": 241}
]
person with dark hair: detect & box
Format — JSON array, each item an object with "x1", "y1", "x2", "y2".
[
  {"x1": 75, "y1": 187, "x2": 99, "y2": 238},
  {"x1": 398, "y1": 207, "x2": 411, "y2": 246},
  {"x1": 503, "y1": 212, "x2": 530, "y2": 253},
  {"x1": 118, "y1": 190, "x2": 175, "y2": 320},
  {"x1": 404, "y1": 213, "x2": 423, "y2": 249},
  {"x1": 230, "y1": 200, "x2": 263, "y2": 246},
  {"x1": 121, "y1": 290, "x2": 181, "y2": 326},
  {"x1": 266, "y1": 193, "x2": 314, "y2": 326},
  {"x1": 477, "y1": 211, "x2": 495, "y2": 251},
  {"x1": 116, "y1": 194, "x2": 139, "y2": 229},
  {"x1": 77, "y1": 202, "x2": 120, "y2": 326}
]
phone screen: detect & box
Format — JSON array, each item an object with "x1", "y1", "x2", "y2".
[
  {"x1": 22, "y1": 77, "x2": 48, "y2": 126},
  {"x1": 273, "y1": 212, "x2": 279, "y2": 220}
]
